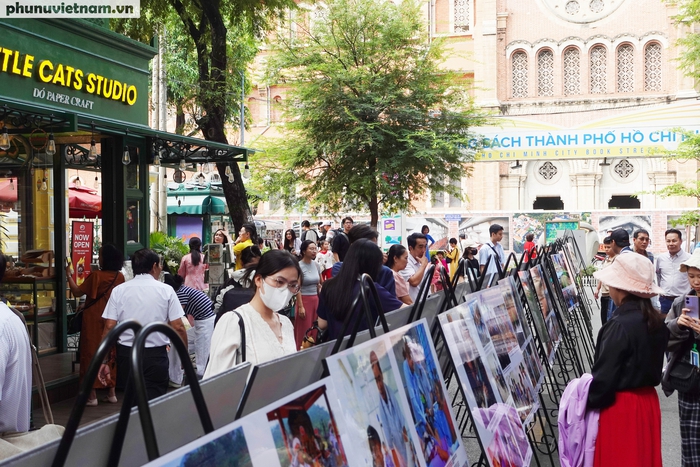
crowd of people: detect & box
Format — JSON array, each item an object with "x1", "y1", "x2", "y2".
[{"x1": 4, "y1": 219, "x2": 700, "y2": 466}]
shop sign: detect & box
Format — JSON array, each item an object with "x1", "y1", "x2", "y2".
[
  {"x1": 470, "y1": 101, "x2": 700, "y2": 161},
  {"x1": 71, "y1": 220, "x2": 93, "y2": 286},
  {"x1": 0, "y1": 21, "x2": 152, "y2": 125}
]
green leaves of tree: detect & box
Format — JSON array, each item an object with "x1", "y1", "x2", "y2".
[{"x1": 259, "y1": 0, "x2": 486, "y2": 226}]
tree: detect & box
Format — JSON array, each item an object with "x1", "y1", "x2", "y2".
[
  {"x1": 256, "y1": 0, "x2": 486, "y2": 227},
  {"x1": 113, "y1": 0, "x2": 295, "y2": 232}
]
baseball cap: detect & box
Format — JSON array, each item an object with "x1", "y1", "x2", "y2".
[
  {"x1": 321, "y1": 220, "x2": 332, "y2": 227},
  {"x1": 610, "y1": 228, "x2": 630, "y2": 248}
]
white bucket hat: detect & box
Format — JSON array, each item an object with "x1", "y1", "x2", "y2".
[
  {"x1": 680, "y1": 249, "x2": 700, "y2": 273},
  {"x1": 593, "y1": 252, "x2": 664, "y2": 298}
]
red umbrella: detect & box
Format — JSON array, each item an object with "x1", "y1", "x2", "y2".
[{"x1": 69, "y1": 184, "x2": 101, "y2": 218}]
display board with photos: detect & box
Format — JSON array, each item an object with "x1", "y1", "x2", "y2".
[
  {"x1": 144, "y1": 378, "x2": 351, "y2": 467},
  {"x1": 519, "y1": 265, "x2": 562, "y2": 366},
  {"x1": 549, "y1": 253, "x2": 580, "y2": 314},
  {"x1": 437, "y1": 295, "x2": 534, "y2": 467},
  {"x1": 325, "y1": 319, "x2": 470, "y2": 467}
]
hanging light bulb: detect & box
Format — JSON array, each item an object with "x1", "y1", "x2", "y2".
[
  {"x1": 30, "y1": 164, "x2": 34, "y2": 176},
  {"x1": 122, "y1": 145, "x2": 131, "y2": 165},
  {"x1": 94, "y1": 175, "x2": 99, "y2": 189},
  {"x1": 0, "y1": 124, "x2": 9, "y2": 151},
  {"x1": 179, "y1": 158, "x2": 186, "y2": 171},
  {"x1": 153, "y1": 152, "x2": 160, "y2": 167},
  {"x1": 243, "y1": 163, "x2": 250, "y2": 179},
  {"x1": 74, "y1": 176, "x2": 82, "y2": 188},
  {"x1": 41, "y1": 178, "x2": 48, "y2": 192},
  {"x1": 203, "y1": 162, "x2": 210, "y2": 174},
  {"x1": 45, "y1": 133, "x2": 56, "y2": 156},
  {"x1": 89, "y1": 138, "x2": 97, "y2": 158},
  {"x1": 225, "y1": 165, "x2": 232, "y2": 177},
  {"x1": 9, "y1": 178, "x2": 13, "y2": 191}
]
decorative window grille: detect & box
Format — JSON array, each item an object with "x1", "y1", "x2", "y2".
[
  {"x1": 565, "y1": 0, "x2": 580, "y2": 14},
  {"x1": 644, "y1": 43, "x2": 662, "y2": 91},
  {"x1": 538, "y1": 161, "x2": 558, "y2": 180},
  {"x1": 589, "y1": 0, "x2": 604, "y2": 13},
  {"x1": 614, "y1": 159, "x2": 634, "y2": 178},
  {"x1": 616, "y1": 44, "x2": 634, "y2": 93},
  {"x1": 454, "y1": 0, "x2": 471, "y2": 33},
  {"x1": 537, "y1": 50, "x2": 555, "y2": 97},
  {"x1": 512, "y1": 52, "x2": 528, "y2": 98},
  {"x1": 563, "y1": 48, "x2": 581, "y2": 96},
  {"x1": 590, "y1": 46, "x2": 607, "y2": 94}
]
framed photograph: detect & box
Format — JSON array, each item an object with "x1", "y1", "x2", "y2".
[{"x1": 325, "y1": 320, "x2": 469, "y2": 467}]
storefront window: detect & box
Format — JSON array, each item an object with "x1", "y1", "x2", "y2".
[
  {"x1": 127, "y1": 200, "x2": 140, "y2": 244},
  {"x1": 126, "y1": 159, "x2": 139, "y2": 190}
]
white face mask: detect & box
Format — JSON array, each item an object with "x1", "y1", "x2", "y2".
[{"x1": 260, "y1": 279, "x2": 293, "y2": 311}]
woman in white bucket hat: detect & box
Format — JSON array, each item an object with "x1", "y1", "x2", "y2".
[
  {"x1": 588, "y1": 252, "x2": 669, "y2": 467},
  {"x1": 666, "y1": 248, "x2": 700, "y2": 466}
]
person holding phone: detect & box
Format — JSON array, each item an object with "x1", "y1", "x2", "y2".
[{"x1": 666, "y1": 248, "x2": 700, "y2": 466}]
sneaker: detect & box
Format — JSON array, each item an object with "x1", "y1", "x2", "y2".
[{"x1": 168, "y1": 380, "x2": 182, "y2": 389}]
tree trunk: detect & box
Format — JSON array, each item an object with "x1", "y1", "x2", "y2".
[
  {"x1": 369, "y1": 196, "x2": 379, "y2": 229},
  {"x1": 197, "y1": 4, "x2": 251, "y2": 233}
]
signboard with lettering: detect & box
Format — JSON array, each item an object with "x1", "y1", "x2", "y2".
[
  {"x1": 471, "y1": 101, "x2": 700, "y2": 161},
  {"x1": 0, "y1": 19, "x2": 154, "y2": 125},
  {"x1": 71, "y1": 220, "x2": 93, "y2": 286}
]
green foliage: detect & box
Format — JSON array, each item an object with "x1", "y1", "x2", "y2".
[
  {"x1": 149, "y1": 231, "x2": 188, "y2": 270},
  {"x1": 257, "y1": 0, "x2": 487, "y2": 225},
  {"x1": 675, "y1": 0, "x2": 700, "y2": 80}
]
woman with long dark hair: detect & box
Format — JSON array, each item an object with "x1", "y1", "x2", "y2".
[
  {"x1": 66, "y1": 244, "x2": 124, "y2": 406},
  {"x1": 386, "y1": 244, "x2": 412, "y2": 305},
  {"x1": 284, "y1": 229, "x2": 302, "y2": 257},
  {"x1": 205, "y1": 250, "x2": 301, "y2": 376},
  {"x1": 178, "y1": 237, "x2": 208, "y2": 291},
  {"x1": 589, "y1": 253, "x2": 669, "y2": 467},
  {"x1": 317, "y1": 239, "x2": 402, "y2": 340}
]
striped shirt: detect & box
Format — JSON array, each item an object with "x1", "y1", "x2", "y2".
[{"x1": 176, "y1": 285, "x2": 215, "y2": 321}]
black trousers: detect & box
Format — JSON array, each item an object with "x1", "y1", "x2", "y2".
[
  {"x1": 600, "y1": 296, "x2": 610, "y2": 326},
  {"x1": 116, "y1": 344, "x2": 169, "y2": 402}
]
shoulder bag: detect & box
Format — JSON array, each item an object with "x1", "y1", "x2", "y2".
[
  {"x1": 232, "y1": 310, "x2": 246, "y2": 363},
  {"x1": 301, "y1": 320, "x2": 327, "y2": 349},
  {"x1": 68, "y1": 273, "x2": 119, "y2": 335},
  {"x1": 662, "y1": 336, "x2": 700, "y2": 395}
]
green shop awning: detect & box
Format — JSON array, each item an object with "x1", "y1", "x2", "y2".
[{"x1": 167, "y1": 194, "x2": 227, "y2": 215}]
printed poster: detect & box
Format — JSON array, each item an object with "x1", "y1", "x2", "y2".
[
  {"x1": 144, "y1": 378, "x2": 350, "y2": 467},
  {"x1": 438, "y1": 303, "x2": 534, "y2": 467},
  {"x1": 325, "y1": 319, "x2": 469, "y2": 467},
  {"x1": 71, "y1": 220, "x2": 93, "y2": 286}
]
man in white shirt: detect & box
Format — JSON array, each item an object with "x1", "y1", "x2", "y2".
[
  {"x1": 100, "y1": 249, "x2": 187, "y2": 400},
  {"x1": 0, "y1": 255, "x2": 31, "y2": 434},
  {"x1": 656, "y1": 228, "x2": 692, "y2": 315},
  {"x1": 478, "y1": 224, "x2": 505, "y2": 277},
  {"x1": 400, "y1": 233, "x2": 429, "y2": 302}
]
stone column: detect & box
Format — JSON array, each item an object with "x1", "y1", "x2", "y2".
[
  {"x1": 500, "y1": 173, "x2": 526, "y2": 210},
  {"x1": 648, "y1": 172, "x2": 678, "y2": 208},
  {"x1": 569, "y1": 174, "x2": 601, "y2": 210}
]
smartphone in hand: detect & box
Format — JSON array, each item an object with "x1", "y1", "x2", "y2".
[{"x1": 685, "y1": 295, "x2": 699, "y2": 319}]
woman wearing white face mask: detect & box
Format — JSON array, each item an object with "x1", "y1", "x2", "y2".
[{"x1": 204, "y1": 250, "x2": 302, "y2": 377}]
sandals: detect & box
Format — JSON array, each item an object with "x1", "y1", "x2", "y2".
[
  {"x1": 102, "y1": 395, "x2": 118, "y2": 404},
  {"x1": 86, "y1": 398, "x2": 98, "y2": 407}
]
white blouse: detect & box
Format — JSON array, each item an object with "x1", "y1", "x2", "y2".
[{"x1": 204, "y1": 303, "x2": 296, "y2": 378}]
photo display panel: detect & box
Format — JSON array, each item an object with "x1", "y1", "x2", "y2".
[
  {"x1": 551, "y1": 253, "x2": 579, "y2": 313},
  {"x1": 325, "y1": 319, "x2": 470, "y2": 467},
  {"x1": 527, "y1": 265, "x2": 562, "y2": 366},
  {"x1": 144, "y1": 378, "x2": 351, "y2": 467},
  {"x1": 438, "y1": 298, "x2": 534, "y2": 467}
]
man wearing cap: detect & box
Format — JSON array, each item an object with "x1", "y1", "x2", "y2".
[
  {"x1": 318, "y1": 221, "x2": 332, "y2": 243},
  {"x1": 656, "y1": 228, "x2": 691, "y2": 315},
  {"x1": 609, "y1": 228, "x2": 633, "y2": 255}
]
